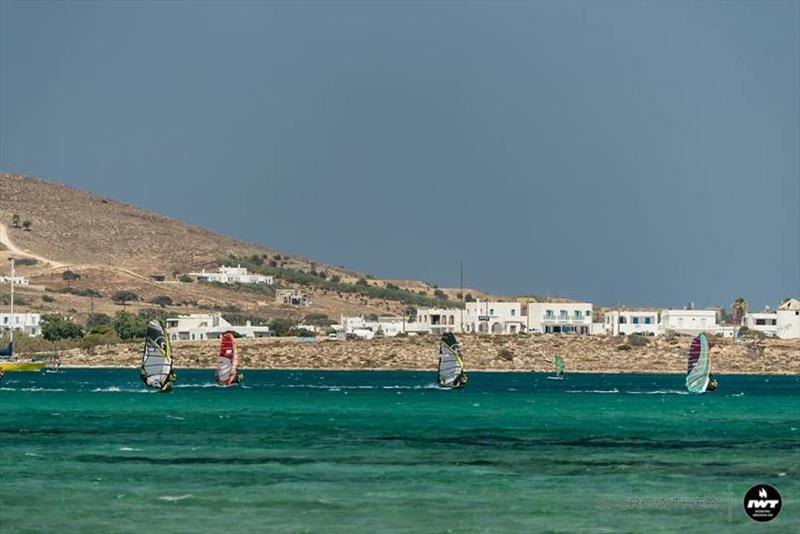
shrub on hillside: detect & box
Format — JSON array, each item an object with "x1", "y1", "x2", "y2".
[
  {"x1": 149, "y1": 295, "x2": 174, "y2": 308},
  {"x1": 113, "y1": 311, "x2": 148, "y2": 339},
  {"x1": 112, "y1": 290, "x2": 139, "y2": 305},
  {"x1": 41, "y1": 294, "x2": 55, "y2": 303},
  {"x1": 178, "y1": 274, "x2": 193, "y2": 283},
  {"x1": 269, "y1": 318, "x2": 297, "y2": 337},
  {"x1": 60, "y1": 287, "x2": 102, "y2": 298},
  {"x1": 62, "y1": 270, "x2": 81, "y2": 281},
  {"x1": 41, "y1": 314, "x2": 84, "y2": 341},
  {"x1": 14, "y1": 257, "x2": 38, "y2": 266}
]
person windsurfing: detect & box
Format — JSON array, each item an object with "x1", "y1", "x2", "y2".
[
  {"x1": 686, "y1": 334, "x2": 717, "y2": 394},
  {"x1": 215, "y1": 332, "x2": 242, "y2": 386},
  {"x1": 140, "y1": 320, "x2": 175, "y2": 393},
  {"x1": 438, "y1": 332, "x2": 467, "y2": 388}
]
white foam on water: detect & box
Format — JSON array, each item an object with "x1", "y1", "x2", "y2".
[
  {"x1": 119, "y1": 447, "x2": 141, "y2": 452},
  {"x1": 567, "y1": 389, "x2": 620, "y2": 394},
  {"x1": 158, "y1": 494, "x2": 193, "y2": 502},
  {"x1": 21, "y1": 387, "x2": 65, "y2": 392},
  {"x1": 173, "y1": 383, "x2": 219, "y2": 388},
  {"x1": 166, "y1": 415, "x2": 185, "y2": 420},
  {"x1": 626, "y1": 390, "x2": 689, "y2": 396},
  {"x1": 92, "y1": 386, "x2": 122, "y2": 392},
  {"x1": 24, "y1": 452, "x2": 40, "y2": 457}
]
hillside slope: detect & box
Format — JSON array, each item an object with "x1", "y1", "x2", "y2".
[{"x1": 0, "y1": 172, "x2": 486, "y2": 322}]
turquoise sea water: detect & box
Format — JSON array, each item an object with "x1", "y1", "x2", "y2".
[{"x1": 1, "y1": 370, "x2": 798, "y2": 533}]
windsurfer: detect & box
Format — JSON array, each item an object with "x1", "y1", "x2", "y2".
[
  {"x1": 706, "y1": 378, "x2": 718, "y2": 392},
  {"x1": 0, "y1": 368, "x2": 4, "y2": 381},
  {"x1": 235, "y1": 370, "x2": 244, "y2": 383}
]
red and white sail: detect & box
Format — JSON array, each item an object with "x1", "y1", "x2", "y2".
[{"x1": 215, "y1": 333, "x2": 239, "y2": 386}]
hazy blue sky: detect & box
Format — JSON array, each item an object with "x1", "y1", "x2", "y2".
[{"x1": 1, "y1": 1, "x2": 798, "y2": 309}]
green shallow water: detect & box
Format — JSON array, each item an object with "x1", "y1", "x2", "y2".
[{"x1": 1, "y1": 370, "x2": 798, "y2": 533}]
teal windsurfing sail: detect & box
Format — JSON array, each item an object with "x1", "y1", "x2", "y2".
[
  {"x1": 141, "y1": 321, "x2": 174, "y2": 391},
  {"x1": 554, "y1": 355, "x2": 565, "y2": 377},
  {"x1": 686, "y1": 334, "x2": 710, "y2": 393}
]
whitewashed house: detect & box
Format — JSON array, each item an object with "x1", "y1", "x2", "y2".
[
  {"x1": 340, "y1": 315, "x2": 418, "y2": 337},
  {"x1": 415, "y1": 307, "x2": 463, "y2": 334},
  {"x1": 776, "y1": 298, "x2": 800, "y2": 339},
  {"x1": 463, "y1": 301, "x2": 525, "y2": 334},
  {"x1": 659, "y1": 309, "x2": 717, "y2": 335},
  {"x1": 0, "y1": 312, "x2": 41, "y2": 337},
  {"x1": 0, "y1": 274, "x2": 29, "y2": 286},
  {"x1": 189, "y1": 265, "x2": 273, "y2": 285},
  {"x1": 527, "y1": 302, "x2": 593, "y2": 334},
  {"x1": 165, "y1": 313, "x2": 270, "y2": 341},
  {"x1": 603, "y1": 310, "x2": 660, "y2": 336},
  {"x1": 742, "y1": 311, "x2": 778, "y2": 337}
]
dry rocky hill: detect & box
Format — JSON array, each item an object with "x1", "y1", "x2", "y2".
[{"x1": 0, "y1": 172, "x2": 495, "y2": 324}]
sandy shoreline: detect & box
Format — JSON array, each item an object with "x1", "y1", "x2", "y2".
[{"x1": 53, "y1": 334, "x2": 799, "y2": 375}]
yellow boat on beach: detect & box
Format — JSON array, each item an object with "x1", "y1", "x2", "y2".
[{"x1": 0, "y1": 361, "x2": 46, "y2": 372}]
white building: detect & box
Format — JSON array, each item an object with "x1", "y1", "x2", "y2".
[
  {"x1": 463, "y1": 301, "x2": 525, "y2": 334},
  {"x1": 0, "y1": 274, "x2": 29, "y2": 286},
  {"x1": 776, "y1": 298, "x2": 800, "y2": 339},
  {"x1": 659, "y1": 309, "x2": 717, "y2": 335},
  {"x1": 603, "y1": 310, "x2": 660, "y2": 336},
  {"x1": 340, "y1": 315, "x2": 418, "y2": 338},
  {"x1": 415, "y1": 307, "x2": 462, "y2": 334},
  {"x1": 742, "y1": 311, "x2": 778, "y2": 337},
  {"x1": 527, "y1": 302, "x2": 593, "y2": 334},
  {"x1": 189, "y1": 265, "x2": 273, "y2": 285},
  {"x1": 165, "y1": 313, "x2": 270, "y2": 341},
  {"x1": 0, "y1": 312, "x2": 42, "y2": 337}
]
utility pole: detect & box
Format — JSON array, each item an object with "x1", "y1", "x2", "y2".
[
  {"x1": 9, "y1": 258, "x2": 15, "y2": 347},
  {"x1": 460, "y1": 260, "x2": 464, "y2": 333}
]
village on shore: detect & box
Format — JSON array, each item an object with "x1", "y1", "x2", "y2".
[{"x1": 4, "y1": 263, "x2": 799, "y2": 373}]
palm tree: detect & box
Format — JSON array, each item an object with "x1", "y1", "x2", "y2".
[{"x1": 731, "y1": 298, "x2": 748, "y2": 326}]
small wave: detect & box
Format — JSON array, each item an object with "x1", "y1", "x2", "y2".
[
  {"x1": 158, "y1": 494, "x2": 193, "y2": 502},
  {"x1": 285, "y1": 384, "x2": 376, "y2": 390},
  {"x1": 92, "y1": 386, "x2": 121, "y2": 392},
  {"x1": 119, "y1": 447, "x2": 141, "y2": 452},
  {"x1": 21, "y1": 387, "x2": 65, "y2": 392},
  {"x1": 173, "y1": 383, "x2": 220, "y2": 388},
  {"x1": 382, "y1": 384, "x2": 440, "y2": 390},
  {"x1": 567, "y1": 389, "x2": 620, "y2": 394},
  {"x1": 24, "y1": 452, "x2": 40, "y2": 457},
  {"x1": 166, "y1": 415, "x2": 185, "y2": 421},
  {"x1": 729, "y1": 392, "x2": 745, "y2": 397},
  {"x1": 626, "y1": 390, "x2": 689, "y2": 395}
]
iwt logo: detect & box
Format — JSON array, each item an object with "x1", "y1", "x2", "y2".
[{"x1": 743, "y1": 485, "x2": 782, "y2": 522}]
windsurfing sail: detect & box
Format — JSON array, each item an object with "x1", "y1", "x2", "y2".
[
  {"x1": 686, "y1": 334, "x2": 710, "y2": 393},
  {"x1": 0, "y1": 341, "x2": 12, "y2": 358},
  {"x1": 438, "y1": 333, "x2": 467, "y2": 388},
  {"x1": 554, "y1": 355, "x2": 565, "y2": 377},
  {"x1": 141, "y1": 321, "x2": 173, "y2": 390},
  {"x1": 215, "y1": 333, "x2": 240, "y2": 386}
]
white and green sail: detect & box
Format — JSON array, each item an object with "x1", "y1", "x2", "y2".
[
  {"x1": 554, "y1": 355, "x2": 565, "y2": 377},
  {"x1": 686, "y1": 334, "x2": 710, "y2": 394}
]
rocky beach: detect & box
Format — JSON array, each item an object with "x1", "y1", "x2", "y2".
[{"x1": 57, "y1": 334, "x2": 800, "y2": 374}]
